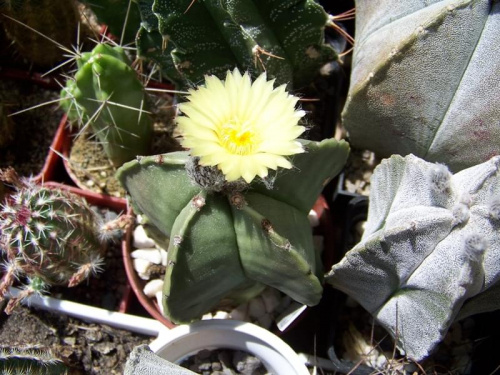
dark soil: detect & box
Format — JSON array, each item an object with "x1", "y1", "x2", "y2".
[
  {"x1": 0, "y1": 205, "x2": 155, "y2": 374},
  {"x1": 0, "y1": 77, "x2": 62, "y2": 178},
  {"x1": 0, "y1": 305, "x2": 150, "y2": 374}
]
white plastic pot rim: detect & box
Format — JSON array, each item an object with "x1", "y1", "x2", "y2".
[{"x1": 150, "y1": 319, "x2": 309, "y2": 375}]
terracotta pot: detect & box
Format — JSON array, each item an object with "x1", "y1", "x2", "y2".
[{"x1": 122, "y1": 194, "x2": 337, "y2": 330}]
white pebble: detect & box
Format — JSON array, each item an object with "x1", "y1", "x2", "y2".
[
  {"x1": 133, "y1": 225, "x2": 156, "y2": 248},
  {"x1": 213, "y1": 311, "x2": 230, "y2": 320},
  {"x1": 257, "y1": 313, "x2": 273, "y2": 330},
  {"x1": 261, "y1": 288, "x2": 281, "y2": 313},
  {"x1": 133, "y1": 258, "x2": 152, "y2": 274},
  {"x1": 248, "y1": 297, "x2": 266, "y2": 319},
  {"x1": 160, "y1": 249, "x2": 168, "y2": 266},
  {"x1": 131, "y1": 248, "x2": 162, "y2": 264},
  {"x1": 155, "y1": 291, "x2": 165, "y2": 315},
  {"x1": 143, "y1": 279, "x2": 164, "y2": 297},
  {"x1": 229, "y1": 302, "x2": 248, "y2": 321},
  {"x1": 202, "y1": 312, "x2": 213, "y2": 320},
  {"x1": 308, "y1": 209, "x2": 320, "y2": 227}
]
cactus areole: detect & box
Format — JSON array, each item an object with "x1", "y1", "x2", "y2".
[{"x1": 136, "y1": 0, "x2": 338, "y2": 90}]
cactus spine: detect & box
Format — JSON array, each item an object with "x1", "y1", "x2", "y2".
[
  {"x1": 136, "y1": 0, "x2": 338, "y2": 89},
  {"x1": 0, "y1": 169, "x2": 125, "y2": 313},
  {"x1": 60, "y1": 43, "x2": 154, "y2": 167},
  {"x1": 0, "y1": 345, "x2": 68, "y2": 375},
  {"x1": 0, "y1": 0, "x2": 80, "y2": 67}
]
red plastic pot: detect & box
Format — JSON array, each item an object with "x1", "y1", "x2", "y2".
[{"x1": 122, "y1": 194, "x2": 337, "y2": 330}]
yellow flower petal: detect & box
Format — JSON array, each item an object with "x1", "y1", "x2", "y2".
[{"x1": 175, "y1": 69, "x2": 305, "y2": 183}]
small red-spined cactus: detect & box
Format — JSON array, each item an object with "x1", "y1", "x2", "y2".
[{"x1": 0, "y1": 168, "x2": 128, "y2": 313}]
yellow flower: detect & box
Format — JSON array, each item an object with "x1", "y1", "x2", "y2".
[{"x1": 176, "y1": 69, "x2": 305, "y2": 183}]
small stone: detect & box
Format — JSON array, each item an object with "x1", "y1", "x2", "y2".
[
  {"x1": 260, "y1": 288, "x2": 280, "y2": 313},
  {"x1": 63, "y1": 336, "x2": 76, "y2": 346},
  {"x1": 143, "y1": 279, "x2": 164, "y2": 297},
  {"x1": 160, "y1": 248, "x2": 168, "y2": 266},
  {"x1": 155, "y1": 291, "x2": 165, "y2": 315},
  {"x1": 133, "y1": 225, "x2": 156, "y2": 248},
  {"x1": 308, "y1": 209, "x2": 320, "y2": 227},
  {"x1": 232, "y1": 351, "x2": 263, "y2": 375},
  {"x1": 229, "y1": 302, "x2": 248, "y2": 321},
  {"x1": 99, "y1": 171, "x2": 107, "y2": 178},
  {"x1": 86, "y1": 180, "x2": 95, "y2": 187},
  {"x1": 213, "y1": 311, "x2": 229, "y2": 320},
  {"x1": 248, "y1": 298, "x2": 266, "y2": 319},
  {"x1": 131, "y1": 248, "x2": 162, "y2": 264},
  {"x1": 257, "y1": 313, "x2": 273, "y2": 329},
  {"x1": 132, "y1": 259, "x2": 153, "y2": 280}
]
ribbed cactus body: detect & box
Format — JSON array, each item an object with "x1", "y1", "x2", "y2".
[
  {"x1": 117, "y1": 138, "x2": 350, "y2": 323},
  {"x1": 61, "y1": 43, "x2": 153, "y2": 167},
  {"x1": 342, "y1": 0, "x2": 500, "y2": 172},
  {"x1": 0, "y1": 180, "x2": 104, "y2": 287},
  {"x1": 326, "y1": 154, "x2": 500, "y2": 360},
  {"x1": 0, "y1": 0, "x2": 80, "y2": 67},
  {"x1": 79, "y1": 0, "x2": 142, "y2": 44},
  {"x1": 136, "y1": 0, "x2": 337, "y2": 89}
]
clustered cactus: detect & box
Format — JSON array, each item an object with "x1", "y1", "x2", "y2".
[
  {"x1": 60, "y1": 43, "x2": 153, "y2": 167},
  {"x1": 0, "y1": 169, "x2": 128, "y2": 313},
  {"x1": 136, "y1": 0, "x2": 339, "y2": 89},
  {"x1": 118, "y1": 138, "x2": 349, "y2": 323},
  {"x1": 327, "y1": 154, "x2": 500, "y2": 360}
]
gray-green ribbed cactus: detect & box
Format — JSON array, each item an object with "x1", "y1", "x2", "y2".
[
  {"x1": 326, "y1": 154, "x2": 500, "y2": 361},
  {"x1": 60, "y1": 43, "x2": 153, "y2": 167},
  {"x1": 342, "y1": 0, "x2": 500, "y2": 172},
  {"x1": 0, "y1": 169, "x2": 126, "y2": 313},
  {"x1": 117, "y1": 138, "x2": 349, "y2": 323},
  {"x1": 136, "y1": 0, "x2": 338, "y2": 89}
]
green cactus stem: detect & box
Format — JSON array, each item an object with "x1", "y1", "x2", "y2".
[
  {"x1": 342, "y1": 0, "x2": 499, "y2": 172},
  {"x1": 117, "y1": 138, "x2": 349, "y2": 323},
  {"x1": 0, "y1": 168, "x2": 128, "y2": 313},
  {"x1": 326, "y1": 154, "x2": 500, "y2": 360},
  {"x1": 60, "y1": 43, "x2": 153, "y2": 167},
  {"x1": 136, "y1": 0, "x2": 338, "y2": 90}
]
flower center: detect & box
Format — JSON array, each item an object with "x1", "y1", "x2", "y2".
[{"x1": 219, "y1": 118, "x2": 260, "y2": 155}]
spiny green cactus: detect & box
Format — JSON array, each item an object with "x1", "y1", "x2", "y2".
[
  {"x1": 0, "y1": 0, "x2": 80, "y2": 67},
  {"x1": 60, "y1": 43, "x2": 153, "y2": 167},
  {"x1": 0, "y1": 169, "x2": 128, "y2": 313},
  {"x1": 0, "y1": 345, "x2": 68, "y2": 375},
  {"x1": 326, "y1": 154, "x2": 500, "y2": 361},
  {"x1": 136, "y1": 0, "x2": 338, "y2": 89},
  {"x1": 342, "y1": 0, "x2": 499, "y2": 172},
  {"x1": 117, "y1": 138, "x2": 349, "y2": 323}
]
